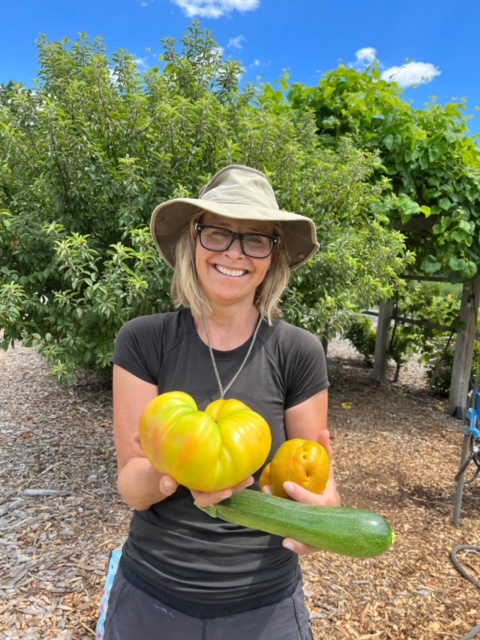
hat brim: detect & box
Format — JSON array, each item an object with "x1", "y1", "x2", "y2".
[{"x1": 150, "y1": 197, "x2": 319, "y2": 270}]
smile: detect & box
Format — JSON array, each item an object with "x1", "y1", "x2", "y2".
[{"x1": 216, "y1": 265, "x2": 247, "y2": 278}]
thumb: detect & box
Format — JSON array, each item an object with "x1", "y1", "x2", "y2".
[{"x1": 160, "y1": 475, "x2": 178, "y2": 496}]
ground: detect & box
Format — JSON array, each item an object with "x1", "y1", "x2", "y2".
[{"x1": 0, "y1": 339, "x2": 479, "y2": 640}]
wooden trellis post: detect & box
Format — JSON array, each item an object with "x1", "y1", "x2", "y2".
[
  {"x1": 448, "y1": 276, "x2": 480, "y2": 419},
  {"x1": 372, "y1": 299, "x2": 394, "y2": 383}
]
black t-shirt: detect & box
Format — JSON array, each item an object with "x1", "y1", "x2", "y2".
[{"x1": 112, "y1": 308, "x2": 329, "y2": 607}]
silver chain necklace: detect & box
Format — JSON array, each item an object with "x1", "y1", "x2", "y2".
[{"x1": 199, "y1": 303, "x2": 263, "y2": 399}]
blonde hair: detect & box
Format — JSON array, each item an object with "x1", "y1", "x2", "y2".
[{"x1": 170, "y1": 213, "x2": 291, "y2": 324}]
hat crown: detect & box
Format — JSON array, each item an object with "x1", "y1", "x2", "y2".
[{"x1": 199, "y1": 165, "x2": 279, "y2": 212}]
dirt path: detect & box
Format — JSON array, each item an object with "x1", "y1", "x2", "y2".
[{"x1": 0, "y1": 340, "x2": 479, "y2": 639}]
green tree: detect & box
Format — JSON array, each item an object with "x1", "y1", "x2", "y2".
[
  {"x1": 288, "y1": 64, "x2": 480, "y2": 281},
  {"x1": 0, "y1": 25, "x2": 408, "y2": 383}
]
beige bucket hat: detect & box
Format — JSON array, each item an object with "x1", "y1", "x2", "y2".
[{"x1": 150, "y1": 164, "x2": 319, "y2": 270}]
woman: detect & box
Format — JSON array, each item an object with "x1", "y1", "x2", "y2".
[{"x1": 104, "y1": 165, "x2": 340, "y2": 640}]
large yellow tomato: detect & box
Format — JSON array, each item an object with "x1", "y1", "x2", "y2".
[
  {"x1": 259, "y1": 438, "x2": 329, "y2": 499},
  {"x1": 139, "y1": 391, "x2": 272, "y2": 492}
]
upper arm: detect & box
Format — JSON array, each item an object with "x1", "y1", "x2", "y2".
[
  {"x1": 113, "y1": 364, "x2": 158, "y2": 472},
  {"x1": 284, "y1": 389, "x2": 329, "y2": 443}
]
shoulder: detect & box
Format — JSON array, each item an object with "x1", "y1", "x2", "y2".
[
  {"x1": 113, "y1": 310, "x2": 189, "y2": 383},
  {"x1": 269, "y1": 319, "x2": 325, "y2": 353},
  {"x1": 267, "y1": 319, "x2": 328, "y2": 374},
  {"x1": 114, "y1": 309, "x2": 192, "y2": 361},
  {"x1": 117, "y1": 309, "x2": 188, "y2": 341},
  {"x1": 260, "y1": 319, "x2": 327, "y2": 374}
]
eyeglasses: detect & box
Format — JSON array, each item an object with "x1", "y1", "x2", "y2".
[{"x1": 195, "y1": 224, "x2": 280, "y2": 259}]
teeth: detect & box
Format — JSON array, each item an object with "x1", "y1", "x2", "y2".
[{"x1": 216, "y1": 265, "x2": 246, "y2": 277}]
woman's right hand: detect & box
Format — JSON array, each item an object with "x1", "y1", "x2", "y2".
[
  {"x1": 190, "y1": 476, "x2": 255, "y2": 508},
  {"x1": 159, "y1": 474, "x2": 179, "y2": 498},
  {"x1": 159, "y1": 474, "x2": 255, "y2": 507}
]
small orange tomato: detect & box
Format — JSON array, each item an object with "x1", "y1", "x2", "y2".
[{"x1": 259, "y1": 438, "x2": 329, "y2": 499}]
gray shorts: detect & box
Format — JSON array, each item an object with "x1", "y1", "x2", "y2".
[{"x1": 103, "y1": 567, "x2": 313, "y2": 640}]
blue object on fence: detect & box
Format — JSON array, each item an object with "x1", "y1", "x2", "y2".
[{"x1": 95, "y1": 546, "x2": 123, "y2": 639}]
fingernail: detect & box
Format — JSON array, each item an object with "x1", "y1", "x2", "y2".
[
  {"x1": 162, "y1": 478, "x2": 175, "y2": 492},
  {"x1": 283, "y1": 541, "x2": 295, "y2": 552},
  {"x1": 283, "y1": 482, "x2": 295, "y2": 494}
]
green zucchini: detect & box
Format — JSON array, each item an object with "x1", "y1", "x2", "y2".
[{"x1": 198, "y1": 490, "x2": 394, "y2": 558}]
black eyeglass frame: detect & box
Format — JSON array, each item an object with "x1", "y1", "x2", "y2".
[{"x1": 195, "y1": 223, "x2": 280, "y2": 259}]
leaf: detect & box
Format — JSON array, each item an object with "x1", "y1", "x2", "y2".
[
  {"x1": 438, "y1": 197, "x2": 452, "y2": 211},
  {"x1": 397, "y1": 194, "x2": 420, "y2": 222},
  {"x1": 449, "y1": 230, "x2": 468, "y2": 243},
  {"x1": 383, "y1": 134, "x2": 395, "y2": 151},
  {"x1": 323, "y1": 85, "x2": 335, "y2": 99},
  {"x1": 419, "y1": 205, "x2": 432, "y2": 218},
  {"x1": 421, "y1": 255, "x2": 442, "y2": 275}
]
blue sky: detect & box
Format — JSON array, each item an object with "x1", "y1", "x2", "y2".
[{"x1": 2, "y1": 0, "x2": 480, "y2": 135}]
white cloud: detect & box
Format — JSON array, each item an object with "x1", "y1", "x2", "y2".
[
  {"x1": 228, "y1": 35, "x2": 245, "y2": 50},
  {"x1": 135, "y1": 57, "x2": 148, "y2": 69},
  {"x1": 350, "y1": 46, "x2": 441, "y2": 89},
  {"x1": 355, "y1": 47, "x2": 378, "y2": 67},
  {"x1": 171, "y1": 0, "x2": 259, "y2": 18},
  {"x1": 381, "y1": 62, "x2": 441, "y2": 88}
]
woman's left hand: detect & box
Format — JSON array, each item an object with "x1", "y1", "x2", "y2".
[
  {"x1": 263, "y1": 477, "x2": 341, "y2": 556},
  {"x1": 281, "y1": 389, "x2": 341, "y2": 555}
]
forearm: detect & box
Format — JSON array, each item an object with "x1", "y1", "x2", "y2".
[{"x1": 117, "y1": 456, "x2": 171, "y2": 511}]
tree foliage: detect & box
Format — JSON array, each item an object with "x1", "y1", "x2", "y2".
[
  {"x1": 0, "y1": 24, "x2": 408, "y2": 382},
  {"x1": 288, "y1": 65, "x2": 480, "y2": 281}
]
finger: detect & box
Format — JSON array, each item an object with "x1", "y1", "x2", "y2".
[
  {"x1": 159, "y1": 475, "x2": 178, "y2": 497},
  {"x1": 192, "y1": 489, "x2": 233, "y2": 507},
  {"x1": 232, "y1": 476, "x2": 255, "y2": 492},
  {"x1": 283, "y1": 481, "x2": 320, "y2": 504},
  {"x1": 193, "y1": 476, "x2": 255, "y2": 507},
  {"x1": 282, "y1": 537, "x2": 318, "y2": 556},
  {"x1": 282, "y1": 481, "x2": 334, "y2": 506}
]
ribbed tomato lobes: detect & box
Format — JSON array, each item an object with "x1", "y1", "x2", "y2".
[
  {"x1": 259, "y1": 438, "x2": 330, "y2": 499},
  {"x1": 139, "y1": 391, "x2": 272, "y2": 492}
]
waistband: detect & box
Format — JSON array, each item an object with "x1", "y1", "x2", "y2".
[{"x1": 120, "y1": 558, "x2": 300, "y2": 619}]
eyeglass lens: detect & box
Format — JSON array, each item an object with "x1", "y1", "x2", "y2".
[{"x1": 198, "y1": 226, "x2": 275, "y2": 258}]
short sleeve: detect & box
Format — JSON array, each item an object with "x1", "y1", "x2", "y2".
[
  {"x1": 111, "y1": 316, "x2": 163, "y2": 384},
  {"x1": 282, "y1": 325, "x2": 329, "y2": 409}
]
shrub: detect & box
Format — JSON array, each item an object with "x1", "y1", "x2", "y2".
[
  {"x1": 425, "y1": 339, "x2": 480, "y2": 396},
  {"x1": 344, "y1": 316, "x2": 377, "y2": 366}
]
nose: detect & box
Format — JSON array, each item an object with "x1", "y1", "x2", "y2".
[{"x1": 224, "y1": 237, "x2": 245, "y2": 257}]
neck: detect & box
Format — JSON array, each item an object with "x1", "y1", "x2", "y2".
[{"x1": 194, "y1": 305, "x2": 261, "y2": 351}]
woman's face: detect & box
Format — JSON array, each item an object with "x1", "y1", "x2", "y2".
[{"x1": 195, "y1": 212, "x2": 274, "y2": 309}]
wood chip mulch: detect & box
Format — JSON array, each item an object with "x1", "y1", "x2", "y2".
[{"x1": 0, "y1": 339, "x2": 479, "y2": 639}]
